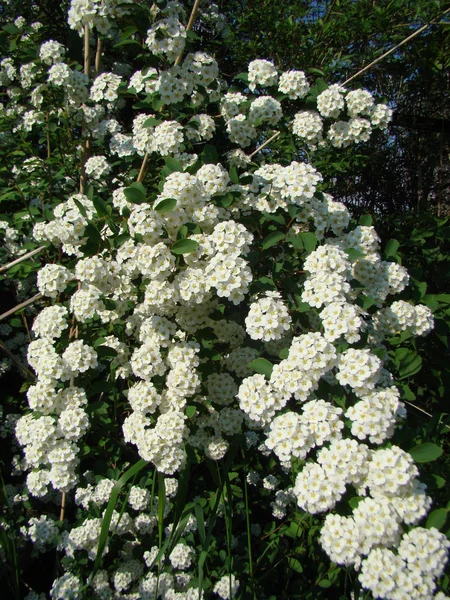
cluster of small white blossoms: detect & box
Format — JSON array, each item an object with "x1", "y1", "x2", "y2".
[
  {"x1": 245, "y1": 291, "x2": 292, "y2": 341},
  {"x1": 68, "y1": 0, "x2": 133, "y2": 35},
  {"x1": 213, "y1": 574, "x2": 240, "y2": 599},
  {"x1": 90, "y1": 72, "x2": 122, "y2": 104},
  {"x1": 270, "y1": 332, "x2": 337, "y2": 402},
  {"x1": 33, "y1": 194, "x2": 95, "y2": 257},
  {"x1": 39, "y1": 40, "x2": 65, "y2": 65},
  {"x1": 265, "y1": 400, "x2": 344, "y2": 467},
  {"x1": 84, "y1": 155, "x2": 112, "y2": 179},
  {"x1": 293, "y1": 85, "x2": 392, "y2": 148},
  {"x1": 146, "y1": 17, "x2": 186, "y2": 63},
  {"x1": 359, "y1": 528, "x2": 450, "y2": 599},
  {"x1": 372, "y1": 299, "x2": 434, "y2": 340},
  {"x1": 346, "y1": 386, "x2": 406, "y2": 443},
  {"x1": 23, "y1": 514, "x2": 59, "y2": 552}
]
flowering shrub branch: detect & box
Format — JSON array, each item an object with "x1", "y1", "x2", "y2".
[{"x1": 0, "y1": 2, "x2": 448, "y2": 599}]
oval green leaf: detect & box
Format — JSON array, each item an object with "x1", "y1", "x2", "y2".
[
  {"x1": 154, "y1": 198, "x2": 177, "y2": 213},
  {"x1": 426, "y1": 508, "x2": 448, "y2": 530},
  {"x1": 262, "y1": 231, "x2": 284, "y2": 249},
  {"x1": 171, "y1": 239, "x2": 199, "y2": 255},
  {"x1": 409, "y1": 442, "x2": 443, "y2": 463},
  {"x1": 248, "y1": 358, "x2": 273, "y2": 378}
]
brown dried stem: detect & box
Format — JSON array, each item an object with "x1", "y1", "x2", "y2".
[
  {"x1": 0, "y1": 246, "x2": 45, "y2": 273},
  {"x1": 0, "y1": 294, "x2": 43, "y2": 322}
]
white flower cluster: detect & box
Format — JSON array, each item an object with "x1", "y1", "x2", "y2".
[
  {"x1": 346, "y1": 386, "x2": 406, "y2": 443},
  {"x1": 278, "y1": 70, "x2": 310, "y2": 99},
  {"x1": 359, "y1": 528, "x2": 449, "y2": 599},
  {"x1": 265, "y1": 400, "x2": 344, "y2": 467},
  {"x1": 336, "y1": 348, "x2": 383, "y2": 395},
  {"x1": 213, "y1": 574, "x2": 240, "y2": 599},
  {"x1": 248, "y1": 59, "x2": 278, "y2": 91},
  {"x1": 84, "y1": 155, "x2": 111, "y2": 179},
  {"x1": 146, "y1": 18, "x2": 186, "y2": 63},
  {"x1": 39, "y1": 40, "x2": 65, "y2": 65},
  {"x1": 68, "y1": 0, "x2": 133, "y2": 35},
  {"x1": 245, "y1": 292, "x2": 291, "y2": 341},
  {"x1": 373, "y1": 300, "x2": 434, "y2": 339},
  {"x1": 294, "y1": 439, "x2": 370, "y2": 513},
  {"x1": 292, "y1": 110, "x2": 324, "y2": 147},
  {"x1": 25, "y1": 515, "x2": 58, "y2": 551},
  {"x1": 90, "y1": 72, "x2": 122, "y2": 103},
  {"x1": 270, "y1": 332, "x2": 337, "y2": 402}
]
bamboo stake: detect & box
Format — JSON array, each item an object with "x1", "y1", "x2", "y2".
[
  {"x1": 0, "y1": 246, "x2": 45, "y2": 273},
  {"x1": 0, "y1": 294, "x2": 42, "y2": 322},
  {"x1": 137, "y1": 0, "x2": 202, "y2": 183},
  {"x1": 342, "y1": 7, "x2": 450, "y2": 86},
  {"x1": 79, "y1": 25, "x2": 91, "y2": 194}
]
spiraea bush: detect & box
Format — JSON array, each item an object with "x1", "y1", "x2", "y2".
[{"x1": 0, "y1": 2, "x2": 448, "y2": 599}]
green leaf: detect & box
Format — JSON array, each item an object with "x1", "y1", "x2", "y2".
[
  {"x1": 152, "y1": 97, "x2": 165, "y2": 111},
  {"x1": 288, "y1": 557, "x2": 303, "y2": 573},
  {"x1": 262, "y1": 231, "x2": 284, "y2": 249},
  {"x1": 91, "y1": 459, "x2": 149, "y2": 576},
  {"x1": 93, "y1": 197, "x2": 109, "y2": 217},
  {"x1": 79, "y1": 224, "x2": 102, "y2": 256},
  {"x1": 171, "y1": 239, "x2": 199, "y2": 254},
  {"x1": 143, "y1": 117, "x2": 161, "y2": 128},
  {"x1": 409, "y1": 442, "x2": 443, "y2": 463},
  {"x1": 201, "y1": 144, "x2": 219, "y2": 165},
  {"x1": 194, "y1": 503, "x2": 206, "y2": 546},
  {"x1": 186, "y1": 405, "x2": 196, "y2": 418},
  {"x1": 164, "y1": 157, "x2": 183, "y2": 173},
  {"x1": 124, "y1": 185, "x2": 146, "y2": 204},
  {"x1": 229, "y1": 166, "x2": 239, "y2": 184},
  {"x1": 426, "y1": 508, "x2": 448, "y2": 530},
  {"x1": 286, "y1": 236, "x2": 304, "y2": 250},
  {"x1": 385, "y1": 239, "x2": 400, "y2": 257},
  {"x1": 248, "y1": 358, "x2": 273, "y2": 378},
  {"x1": 234, "y1": 72, "x2": 249, "y2": 83},
  {"x1": 345, "y1": 247, "x2": 364, "y2": 261},
  {"x1": 359, "y1": 214, "x2": 373, "y2": 226},
  {"x1": 395, "y1": 347, "x2": 422, "y2": 379},
  {"x1": 299, "y1": 232, "x2": 317, "y2": 253},
  {"x1": 154, "y1": 198, "x2": 177, "y2": 213}
]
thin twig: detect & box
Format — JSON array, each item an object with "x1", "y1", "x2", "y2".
[
  {"x1": 136, "y1": 0, "x2": 202, "y2": 183},
  {"x1": 174, "y1": 0, "x2": 201, "y2": 66},
  {"x1": 249, "y1": 131, "x2": 281, "y2": 158},
  {"x1": 137, "y1": 152, "x2": 149, "y2": 183},
  {"x1": 0, "y1": 294, "x2": 43, "y2": 322},
  {"x1": 343, "y1": 6, "x2": 450, "y2": 85},
  {"x1": 0, "y1": 246, "x2": 45, "y2": 273},
  {"x1": 0, "y1": 340, "x2": 34, "y2": 378},
  {"x1": 403, "y1": 400, "x2": 450, "y2": 433}
]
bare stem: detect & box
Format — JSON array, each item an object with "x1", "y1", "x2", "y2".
[
  {"x1": 60, "y1": 492, "x2": 66, "y2": 521},
  {"x1": 0, "y1": 246, "x2": 45, "y2": 273},
  {"x1": 343, "y1": 7, "x2": 450, "y2": 86},
  {"x1": 80, "y1": 25, "x2": 91, "y2": 194},
  {"x1": 0, "y1": 294, "x2": 43, "y2": 322},
  {"x1": 249, "y1": 131, "x2": 281, "y2": 158},
  {"x1": 94, "y1": 37, "x2": 102, "y2": 76},
  {"x1": 137, "y1": 152, "x2": 149, "y2": 183}
]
